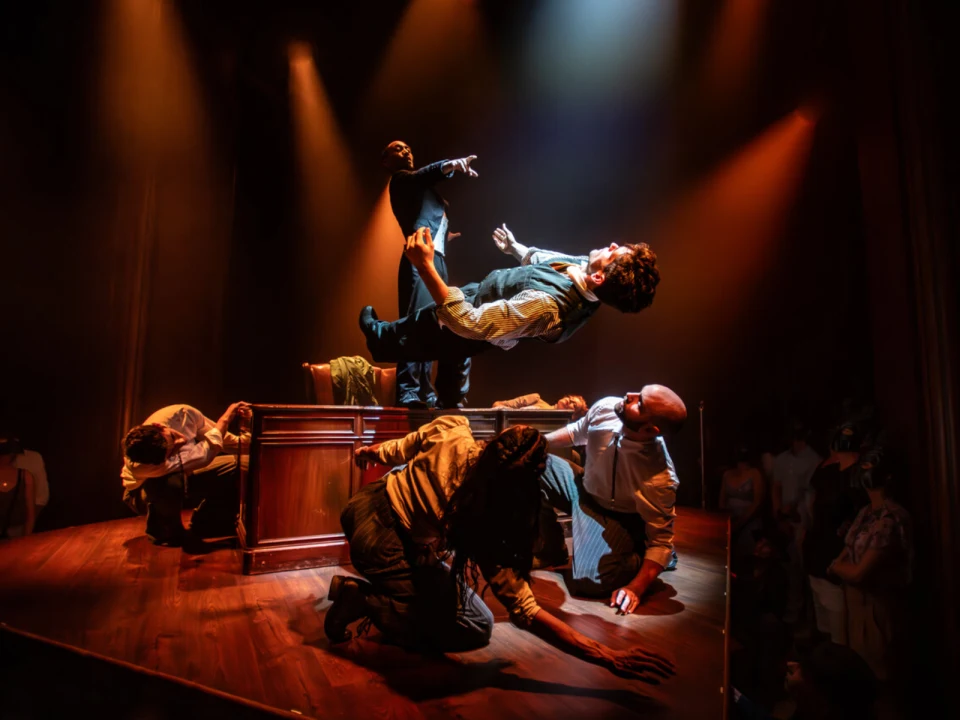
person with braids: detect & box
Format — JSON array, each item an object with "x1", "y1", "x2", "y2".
[
  {"x1": 359, "y1": 224, "x2": 660, "y2": 408},
  {"x1": 121, "y1": 402, "x2": 249, "y2": 547},
  {"x1": 324, "y1": 416, "x2": 675, "y2": 684}
]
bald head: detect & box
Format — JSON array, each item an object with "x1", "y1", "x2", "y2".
[
  {"x1": 641, "y1": 384, "x2": 687, "y2": 436},
  {"x1": 382, "y1": 140, "x2": 414, "y2": 172}
]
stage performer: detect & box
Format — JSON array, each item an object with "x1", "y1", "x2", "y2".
[
  {"x1": 121, "y1": 402, "x2": 249, "y2": 547},
  {"x1": 382, "y1": 140, "x2": 478, "y2": 409},
  {"x1": 538, "y1": 388, "x2": 686, "y2": 614},
  {"x1": 493, "y1": 393, "x2": 589, "y2": 420},
  {"x1": 359, "y1": 224, "x2": 660, "y2": 409},
  {"x1": 324, "y1": 416, "x2": 675, "y2": 684}
]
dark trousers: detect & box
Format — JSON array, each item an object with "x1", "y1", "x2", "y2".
[
  {"x1": 538, "y1": 454, "x2": 645, "y2": 596},
  {"x1": 396, "y1": 254, "x2": 440, "y2": 406},
  {"x1": 381, "y1": 260, "x2": 474, "y2": 407},
  {"x1": 340, "y1": 479, "x2": 494, "y2": 652},
  {"x1": 123, "y1": 455, "x2": 239, "y2": 543}
]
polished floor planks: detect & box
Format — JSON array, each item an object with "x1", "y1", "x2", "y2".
[{"x1": 0, "y1": 509, "x2": 728, "y2": 719}]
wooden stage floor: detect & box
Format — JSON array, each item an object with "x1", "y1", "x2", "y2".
[{"x1": 0, "y1": 508, "x2": 729, "y2": 719}]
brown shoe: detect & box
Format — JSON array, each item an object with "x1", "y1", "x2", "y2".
[{"x1": 324, "y1": 575, "x2": 369, "y2": 643}]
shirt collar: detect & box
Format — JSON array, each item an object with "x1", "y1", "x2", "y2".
[{"x1": 565, "y1": 263, "x2": 598, "y2": 303}]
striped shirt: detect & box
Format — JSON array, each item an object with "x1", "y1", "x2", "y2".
[{"x1": 434, "y1": 248, "x2": 596, "y2": 349}]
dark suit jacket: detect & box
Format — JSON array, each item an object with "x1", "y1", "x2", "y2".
[{"x1": 388, "y1": 160, "x2": 452, "y2": 246}]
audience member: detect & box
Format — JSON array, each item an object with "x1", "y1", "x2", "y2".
[
  {"x1": 733, "y1": 641, "x2": 877, "y2": 720},
  {"x1": 802, "y1": 420, "x2": 866, "y2": 644},
  {"x1": 828, "y1": 443, "x2": 912, "y2": 681},
  {"x1": 0, "y1": 437, "x2": 36, "y2": 539},
  {"x1": 730, "y1": 523, "x2": 792, "y2": 708},
  {"x1": 493, "y1": 393, "x2": 588, "y2": 419},
  {"x1": 773, "y1": 419, "x2": 822, "y2": 623},
  {"x1": 720, "y1": 443, "x2": 766, "y2": 559}
]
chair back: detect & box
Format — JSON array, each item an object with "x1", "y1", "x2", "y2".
[{"x1": 301, "y1": 362, "x2": 396, "y2": 406}]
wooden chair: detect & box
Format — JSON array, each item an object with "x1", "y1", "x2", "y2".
[{"x1": 301, "y1": 362, "x2": 397, "y2": 406}]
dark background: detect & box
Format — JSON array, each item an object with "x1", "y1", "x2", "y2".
[
  {"x1": 1, "y1": 1, "x2": 958, "y2": 708},
  {"x1": 0, "y1": 0, "x2": 874, "y2": 524}
]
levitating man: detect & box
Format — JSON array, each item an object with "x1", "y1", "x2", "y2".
[
  {"x1": 360, "y1": 224, "x2": 660, "y2": 409},
  {"x1": 382, "y1": 140, "x2": 478, "y2": 409},
  {"x1": 121, "y1": 402, "x2": 249, "y2": 547},
  {"x1": 324, "y1": 417, "x2": 675, "y2": 684},
  {"x1": 539, "y1": 387, "x2": 687, "y2": 614}
]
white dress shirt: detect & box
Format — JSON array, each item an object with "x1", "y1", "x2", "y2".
[
  {"x1": 561, "y1": 396, "x2": 679, "y2": 568},
  {"x1": 120, "y1": 405, "x2": 225, "y2": 491}
]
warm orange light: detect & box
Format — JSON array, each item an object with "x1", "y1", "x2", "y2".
[
  {"x1": 359, "y1": 0, "x2": 496, "y2": 139},
  {"x1": 98, "y1": 0, "x2": 210, "y2": 171},
  {"x1": 287, "y1": 41, "x2": 362, "y2": 299},
  {"x1": 699, "y1": 0, "x2": 769, "y2": 130},
  {"x1": 325, "y1": 185, "x2": 404, "y2": 359},
  {"x1": 622, "y1": 109, "x2": 819, "y2": 356}
]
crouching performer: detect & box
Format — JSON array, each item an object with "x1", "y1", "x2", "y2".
[{"x1": 324, "y1": 416, "x2": 675, "y2": 683}]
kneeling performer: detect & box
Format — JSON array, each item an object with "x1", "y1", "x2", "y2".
[{"x1": 325, "y1": 416, "x2": 674, "y2": 684}]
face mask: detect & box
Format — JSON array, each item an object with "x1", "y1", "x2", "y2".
[
  {"x1": 855, "y1": 447, "x2": 885, "y2": 489},
  {"x1": 831, "y1": 422, "x2": 861, "y2": 452}
]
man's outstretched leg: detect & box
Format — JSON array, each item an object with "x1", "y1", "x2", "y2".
[{"x1": 359, "y1": 306, "x2": 488, "y2": 364}]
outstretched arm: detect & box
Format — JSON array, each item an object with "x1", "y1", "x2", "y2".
[
  {"x1": 484, "y1": 565, "x2": 675, "y2": 683},
  {"x1": 394, "y1": 156, "x2": 478, "y2": 190},
  {"x1": 527, "y1": 608, "x2": 675, "y2": 683},
  {"x1": 492, "y1": 224, "x2": 529, "y2": 262},
  {"x1": 441, "y1": 155, "x2": 478, "y2": 177}
]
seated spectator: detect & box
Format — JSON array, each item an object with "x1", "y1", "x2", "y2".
[
  {"x1": 828, "y1": 443, "x2": 911, "y2": 681},
  {"x1": 730, "y1": 523, "x2": 792, "y2": 708},
  {"x1": 0, "y1": 437, "x2": 36, "y2": 539},
  {"x1": 121, "y1": 402, "x2": 249, "y2": 548},
  {"x1": 720, "y1": 443, "x2": 766, "y2": 560},
  {"x1": 733, "y1": 641, "x2": 877, "y2": 720},
  {"x1": 493, "y1": 393, "x2": 588, "y2": 419},
  {"x1": 772, "y1": 419, "x2": 822, "y2": 624}
]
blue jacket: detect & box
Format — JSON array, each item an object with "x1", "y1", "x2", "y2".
[{"x1": 388, "y1": 160, "x2": 452, "y2": 246}]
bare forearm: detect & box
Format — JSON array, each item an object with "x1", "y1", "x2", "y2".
[
  {"x1": 528, "y1": 609, "x2": 611, "y2": 668},
  {"x1": 545, "y1": 427, "x2": 575, "y2": 449},
  {"x1": 627, "y1": 559, "x2": 663, "y2": 596},
  {"x1": 418, "y1": 260, "x2": 450, "y2": 306}
]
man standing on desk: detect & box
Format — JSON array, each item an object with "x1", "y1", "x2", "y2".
[
  {"x1": 539, "y1": 388, "x2": 687, "y2": 614},
  {"x1": 382, "y1": 140, "x2": 478, "y2": 409}
]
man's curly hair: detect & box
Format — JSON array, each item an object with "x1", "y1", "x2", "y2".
[
  {"x1": 593, "y1": 243, "x2": 660, "y2": 313},
  {"x1": 123, "y1": 425, "x2": 167, "y2": 465}
]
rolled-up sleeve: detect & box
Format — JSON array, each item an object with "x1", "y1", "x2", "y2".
[
  {"x1": 374, "y1": 415, "x2": 469, "y2": 466},
  {"x1": 634, "y1": 473, "x2": 678, "y2": 568},
  {"x1": 481, "y1": 564, "x2": 541, "y2": 627}
]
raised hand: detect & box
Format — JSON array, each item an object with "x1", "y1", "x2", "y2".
[
  {"x1": 404, "y1": 227, "x2": 435, "y2": 269},
  {"x1": 492, "y1": 223, "x2": 517, "y2": 254},
  {"x1": 451, "y1": 155, "x2": 478, "y2": 177}
]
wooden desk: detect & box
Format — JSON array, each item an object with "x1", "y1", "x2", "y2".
[{"x1": 238, "y1": 405, "x2": 573, "y2": 575}]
